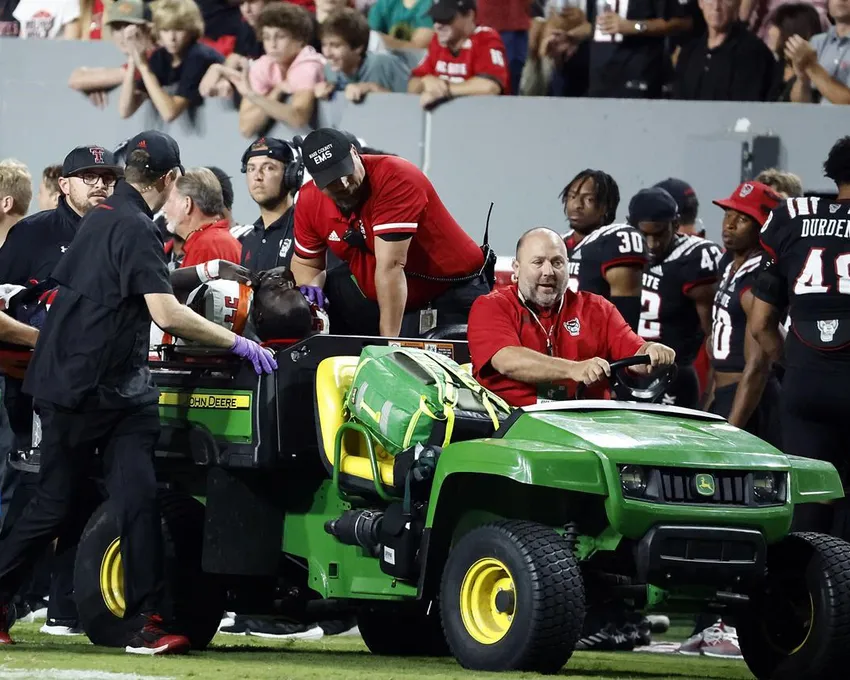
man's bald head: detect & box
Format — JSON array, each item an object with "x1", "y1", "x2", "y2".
[{"x1": 513, "y1": 227, "x2": 569, "y2": 309}]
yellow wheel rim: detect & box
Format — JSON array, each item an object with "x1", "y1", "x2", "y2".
[
  {"x1": 789, "y1": 592, "x2": 815, "y2": 655},
  {"x1": 100, "y1": 538, "x2": 126, "y2": 618},
  {"x1": 459, "y1": 558, "x2": 516, "y2": 645}
]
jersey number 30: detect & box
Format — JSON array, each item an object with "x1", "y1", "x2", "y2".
[{"x1": 794, "y1": 247, "x2": 850, "y2": 295}]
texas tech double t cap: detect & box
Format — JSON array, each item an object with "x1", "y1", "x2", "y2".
[
  {"x1": 300, "y1": 128, "x2": 357, "y2": 189},
  {"x1": 62, "y1": 146, "x2": 122, "y2": 176}
]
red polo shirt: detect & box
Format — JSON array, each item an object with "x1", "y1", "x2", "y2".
[
  {"x1": 294, "y1": 155, "x2": 484, "y2": 309},
  {"x1": 468, "y1": 284, "x2": 645, "y2": 406},
  {"x1": 180, "y1": 219, "x2": 242, "y2": 269}
]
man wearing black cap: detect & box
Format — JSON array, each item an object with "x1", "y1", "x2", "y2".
[
  {"x1": 0, "y1": 146, "x2": 122, "y2": 287},
  {"x1": 0, "y1": 130, "x2": 277, "y2": 653},
  {"x1": 291, "y1": 128, "x2": 488, "y2": 338},
  {"x1": 408, "y1": 0, "x2": 510, "y2": 108},
  {"x1": 629, "y1": 187, "x2": 721, "y2": 408},
  {"x1": 654, "y1": 177, "x2": 704, "y2": 238}
]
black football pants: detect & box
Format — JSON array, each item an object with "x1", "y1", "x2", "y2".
[{"x1": 0, "y1": 402, "x2": 164, "y2": 620}]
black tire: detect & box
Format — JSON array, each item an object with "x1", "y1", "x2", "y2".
[
  {"x1": 737, "y1": 532, "x2": 850, "y2": 680},
  {"x1": 358, "y1": 603, "x2": 449, "y2": 656},
  {"x1": 439, "y1": 520, "x2": 585, "y2": 674},
  {"x1": 74, "y1": 491, "x2": 225, "y2": 650}
]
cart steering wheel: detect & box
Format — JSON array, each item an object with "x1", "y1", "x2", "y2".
[{"x1": 575, "y1": 355, "x2": 677, "y2": 403}]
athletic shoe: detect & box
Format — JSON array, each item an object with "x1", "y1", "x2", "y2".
[
  {"x1": 247, "y1": 620, "x2": 324, "y2": 641},
  {"x1": 645, "y1": 614, "x2": 670, "y2": 634},
  {"x1": 576, "y1": 623, "x2": 631, "y2": 652},
  {"x1": 219, "y1": 611, "x2": 236, "y2": 630},
  {"x1": 0, "y1": 603, "x2": 16, "y2": 645},
  {"x1": 40, "y1": 618, "x2": 84, "y2": 636},
  {"x1": 218, "y1": 615, "x2": 251, "y2": 636},
  {"x1": 17, "y1": 598, "x2": 48, "y2": 623},
  {"x1": 677, "y1": 624, "x2": 715, "y2": 656},
  {"x1": 701, "y1": 622, "x2": 743, "y2": 659},
  {"x1": 125, "y1": 614, "x2": 190, "y2": 655}
]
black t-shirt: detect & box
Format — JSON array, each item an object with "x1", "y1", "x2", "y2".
[
  {"x1": 673, "y1": 22, "x2": 776, "y2": 101},
  {"x1": 589, "y1": 0, "x2": 686, "y2": 97},
  {"x1": 235, "y1": 20, "x2": 263, "y2": 59},
  {"x1": 23, "y1": 181, "x2": 173, "y2": 411},
  {"x1": 711, "y1": 253, "x2": 762, "y2": 373},
  {"x1": 565, "y1": 223, "x2": 648, "y2": 298},
  {"x1": 0, "y1": 197, "x2": 80, "y2": 286},
  {"x1": 241, "y1": 208, "x2": 296, "y2": 272},
  {"x1": 0, "y1": 0, "x2": 19, "y2": 36},
  {"x1": 640, "y1": 234, "x2": 722, "y2": 365},
  {"x1": 142, "y1": 42, "x2": 224, "y2": 106},
  {"x1": 758, "y1": 197, "x2": 850, "y2": 367}
]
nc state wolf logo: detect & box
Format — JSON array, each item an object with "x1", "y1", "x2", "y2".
[{"x1": 89, "y1": 147, "x2": 105, "y2": 164}]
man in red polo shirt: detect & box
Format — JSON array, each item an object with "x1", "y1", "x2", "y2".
[
  {"x1": 469, "y1": 227, "x2": 675, "y2": 406},
  {"x1": 408, "y1": 0, "x2": 510, "y2": 109},
  {"x1": 291, "y1": 127, "x2": 488, "y2": 338},
  {"x1": 162, "y1": 167, "x2": 242, "y2": 269}
]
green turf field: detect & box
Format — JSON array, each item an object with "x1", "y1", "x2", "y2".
[{"x1": 0, "y1": 622, "x2": 755, "y2": 680}]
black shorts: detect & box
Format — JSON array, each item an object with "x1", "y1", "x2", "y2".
[
  {"x1": 710, "y1": 377, "x2": 781, "y2": 449},
  {"x1": 781, "y1": 366, "x2": 850, "y2": 475}
]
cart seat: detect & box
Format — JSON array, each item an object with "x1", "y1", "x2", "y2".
[{"x1": 315, "y1": 356, "x2": 395, "y2": 487}]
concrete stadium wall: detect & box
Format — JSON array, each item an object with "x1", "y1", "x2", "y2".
[{"x1": 0, "y1": 38, "x2": 845, "y2": 253}]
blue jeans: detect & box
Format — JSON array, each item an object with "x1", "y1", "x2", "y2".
[{"x1": 500, "y1": 30, "x2": 529, "y2": 96}]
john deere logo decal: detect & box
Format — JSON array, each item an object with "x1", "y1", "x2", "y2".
[{"x1": 696, "y1": 474, "x2": 715, "y2": 496}]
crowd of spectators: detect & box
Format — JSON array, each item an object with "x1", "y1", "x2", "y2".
[{"x1": 0, "y1": 0, "x2": 847, "y2": 132}]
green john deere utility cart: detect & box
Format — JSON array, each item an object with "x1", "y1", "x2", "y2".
[{"x1": 55, "y1": 333, "x2": 850, "y2": 679}]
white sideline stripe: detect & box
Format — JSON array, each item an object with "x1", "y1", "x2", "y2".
[{"x1": 0, "y1": 669, "x2": 175, "y2": 680}]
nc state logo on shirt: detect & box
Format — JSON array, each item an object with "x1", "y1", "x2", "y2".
[{"x1": 564, "y1": 318, "x2": 581, "y2": 336}]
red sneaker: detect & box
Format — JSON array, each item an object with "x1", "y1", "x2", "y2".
[
  {"x1": 0, "y1": 603, "x2": 15, "y2": 645},
  {"x1": 124, "y1": 614, "x2": 190, "y2": 656}
]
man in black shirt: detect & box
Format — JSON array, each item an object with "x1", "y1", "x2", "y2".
[
  {"x1": 590, "y1": 0, "x2": 693, "y2": 98},
  {"x1": 0, "y1": 130, "x2": 276, "y2": 653},
  {"x1": 239, "y1": 137, "x2": 326, "y2": 307},
  {"x1": 673, "y1": 0, "x2": 775, "y2": 101},
  {"x1": 0, "y1": 146, "x2": 121, "y2": 287}
]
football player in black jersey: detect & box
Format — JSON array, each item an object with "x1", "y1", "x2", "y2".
[
  {"x1": 561, "y1": 169, "x2": 647, "y2": 330},
  {"x1": 630, "y1": 188, "x2": 722, "y2": 408},
  {"x1": 708, "y1": 181, "x2": 782, "y2": 443},
  {"x1": 751, "y1": 137, "x2": 850, "y2": 533}
]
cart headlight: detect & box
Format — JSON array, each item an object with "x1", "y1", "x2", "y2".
[
  {"x1": 620, "y1": 465, "x2": 647, "y2": 498},
  {"x1": 753, "y1": 471, "x2": 780, "y2": 504}
]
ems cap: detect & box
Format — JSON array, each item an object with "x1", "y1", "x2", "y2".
[
  {"x1": 62, "y1": 146, "x2": 122, "y2": 176},
  {"x1": 429, "y1": 0, "x2": 476, "y2": 22},
  {"x1": 105, "y1": 0, "x2": 151, "y2": 25},
  {"x1": 300, "y1": 128, "x2": 357, "y2": 190},
  {"x1": 240, "y1": 137, "x2": 296, "y2": 170},
  {"x1": 126, "y1": 130, "x2": 185, "y2": 175},
  {"x1": 628, "y1": 187, "x2": 679, "y2": 224},
  {"x1": 713, "y1": 181, "x2": 781, "y2": 227}
]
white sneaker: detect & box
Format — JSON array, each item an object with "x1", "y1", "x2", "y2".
[
  {"x1": 219, "y1": 612, "x2": 236, "y2": 629},
  {"x1": 677, "y1": 622, "x2": 723, "y2": 656},
  {"x1": 248, "y1": 624, "x2": 324, "y2": 641},
  {"x1": 40, "y1": 620, "x2": 84, "y2": 636},
  {"x1": 701, "y1": 622, "x2": 743, "y2": 660}
]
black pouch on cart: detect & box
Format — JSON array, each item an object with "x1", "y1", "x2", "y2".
[{"x1": 378, "y1": 502, "x2": 423, "y2": 581}]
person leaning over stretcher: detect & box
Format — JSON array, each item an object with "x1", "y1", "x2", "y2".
[{"x1": 468, "y1": 228, "x2": 676, "y2": 407}]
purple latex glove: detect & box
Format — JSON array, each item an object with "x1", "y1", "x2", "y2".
[
  {"x1": 299, "y1": 285, "x2": 327, "y2": 309},
  {"x1": 230, "y1": 336, "x2": 278, "y2": 375}
]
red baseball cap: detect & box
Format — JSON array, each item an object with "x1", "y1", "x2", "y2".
[{"x1": 712, "y1": 181, "x2": 782, "y2": 227}]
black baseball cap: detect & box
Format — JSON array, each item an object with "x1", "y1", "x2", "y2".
[
  {"x1": 62, "y1": 146, "x2": 122, "y2": 176},
  {"x1": 628, "y1": 187, "x2": 679, "y2": 224},
  {"x1": 241, "y1": 137, "x2": 295, "y2": 170},
  {"x1": 207, "y1": 166, "x2": 234, "y2": 210},
  {"x1": 429, "y1": 0, "x2": 476, "y2": 22},
  {"x1": 654, "y1": 178, "x2": 698, "y2": 216},
  {"x1": 301, "y1": 128, "x2": 357, "y2": 190},
  {"x1": 126, "y1": 130, "x2": 184, "y2": 175}
]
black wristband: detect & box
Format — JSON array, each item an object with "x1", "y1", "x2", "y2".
[{"x1": 611, "y1": 296, "x2": 642, "y2": 333}]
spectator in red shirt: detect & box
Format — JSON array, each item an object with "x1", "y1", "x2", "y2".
[
  {"x1": 477, "y1": 0, "x2": 531, "y2": 96},
  {"x1": 161, "y1": 167, "x2": 242, "y2": 271},
  {"x1": 469, "y1": 227, "x2": 675, "y2": 407},
  {"x1": 408, "y1": 0, "x2": 510, "y2": 109},
  {"x1": 291, "y1": 128, "x2": 488, "y2": 338}
]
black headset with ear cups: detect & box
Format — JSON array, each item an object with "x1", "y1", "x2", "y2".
[{"x1": 240, "y1": 137, "x2": 304, "y2": 194}]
